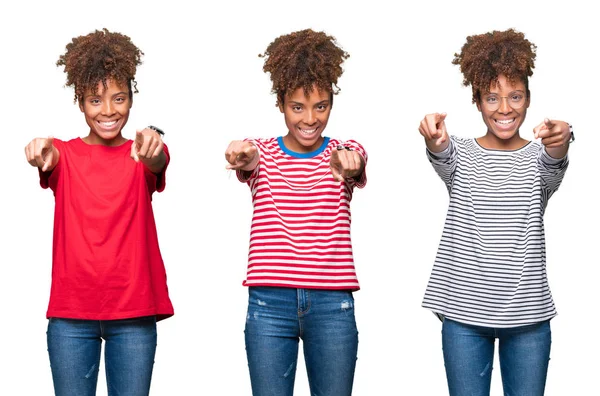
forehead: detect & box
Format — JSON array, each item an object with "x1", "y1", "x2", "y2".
[
  {"x1": 488, "y1": 75, "x2": 526, "y2": 93},
  {"x1": 286, "y1": 86, "x2": 330, "y2": 103},
  {"x1": 83, "y1": 79, "x2": 130, "y2": 97}
]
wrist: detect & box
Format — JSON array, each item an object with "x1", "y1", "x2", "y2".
[{"x1": 567, "y1": 123, "x2": 575, "y2": 143}]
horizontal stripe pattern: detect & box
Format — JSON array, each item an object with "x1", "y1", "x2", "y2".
[
  {"x1": 238, "y1": 137, "x2": 367, "y2": 290},
  {"x1": 422, "y1": 137, "x2": 568, "y2": 327}
]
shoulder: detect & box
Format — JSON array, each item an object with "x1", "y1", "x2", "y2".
[
  {"x1": 247, "y1": 137, "x2": 278, "y2": 147},
  {"x1": 450, "y1": 135, "x2": 471, "y2": 147},
  {"x1": 527, "y1": 141, "x2": 543, "y2": 154}
]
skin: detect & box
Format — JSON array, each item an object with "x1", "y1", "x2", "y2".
[
  {"x1": 79, "y1": 79, "x2": 131, "y2": 147},
  {"x1": 225, "y1": 85, "x2": 364, "y2": 181},
  {"x1": 419, "y1": 74, "x2": 571, "y2": 157},
  {"x1": 279, "y1": 86, "x2": 331, "y2": 154},
  {"x1": 25, "y1": 79, "x2": 166, "y2": 173},
  {"x1": 475, "y1": 74, "x2": 530, "y2": 151}
]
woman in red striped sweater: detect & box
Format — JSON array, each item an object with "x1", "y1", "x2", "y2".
[{"x1": 225, "y1": 29, "x2": 367, "y2": 396}]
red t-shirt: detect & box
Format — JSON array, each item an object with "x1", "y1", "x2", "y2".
[{"x1": 40, "y1": 137, "x2": 174, "y2": 321}]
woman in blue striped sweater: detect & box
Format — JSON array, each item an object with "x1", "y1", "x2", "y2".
[{"x1": 419, "y1": 29, "x2": 572, "y2": 396}]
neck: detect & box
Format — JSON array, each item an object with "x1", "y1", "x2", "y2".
[
  {"x1": 477, "y1": 131, "x2": 528, "y2": 151},
  {"x1": 82, "y1": 132, "x2": 127, "y2": 147}
]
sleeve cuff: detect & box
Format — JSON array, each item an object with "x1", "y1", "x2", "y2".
[{"x1": 426, "y1": 139, "x2": 453, "y2": 160}]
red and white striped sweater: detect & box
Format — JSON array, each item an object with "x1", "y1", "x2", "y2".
[{"x1": 237, "y1": 136, "x2": 367, "y2": 290}]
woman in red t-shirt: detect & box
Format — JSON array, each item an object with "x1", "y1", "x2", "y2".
[{"x1": 24, "y1": 28, "x2": 173, "y2": 396}]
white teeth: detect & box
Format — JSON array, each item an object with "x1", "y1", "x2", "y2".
[
  {"x1": 300, "y1": 128, "x2": 316, "y2": 135},
  {"x1": 99, "y1": 120, "x2": 117, "y2": 127},
  {"x1": 495, "y1": 119, "x2": 515, "y2": 125}
]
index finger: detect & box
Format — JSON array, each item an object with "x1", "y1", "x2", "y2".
[
  {"x1": 426, "y1": 113, "x2": 446, "y2": 136},
  {"x1": 544, "y1": 118, "x2": 556, "y2": 129},
  {"x1": 135, "y1": 130, "x2": 144, "y2": 146}
]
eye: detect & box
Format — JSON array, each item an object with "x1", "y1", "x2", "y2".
[
  {"x1": 317, "y1": 104, "x2": 329, "y2": 111},
  {"x1": 115, "y1": 97, "x2": 125, "y2": 103},
  {"x1": 89, "y1": 99, "x2": 101, "y2": 105},
  {"x1": 485, "y1": 96, "x2": 498, "y2": 104},
  {"x1": 510, "y1": 93, "x2": 524, "y2": 102},
  {"x1": 292, "y1": 105, "x2": 302, "y2": 112}
]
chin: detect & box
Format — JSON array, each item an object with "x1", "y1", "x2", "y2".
[
  {"x1": 493, "y1": 130, "x2": 519, "y2": 140},
  {"x1": 99, "y1": 132, "x2": 122, "y2": 140}
]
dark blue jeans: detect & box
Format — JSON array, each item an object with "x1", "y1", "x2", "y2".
[
  {"x1": 245, "y1": 287, "x2": 358, "y2": 396},
  {"x1": 442, "y1": 318, "x2": 551, "y2": 396},
  {"x1": 47, "y1": 316, "x2": 157, "y2": 396}
]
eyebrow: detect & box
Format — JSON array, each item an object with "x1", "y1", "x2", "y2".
[
  {"x1": 289, "y1": 99, "x2": 330, "y2": 104},
  {"x1": 85, "y1": 91, "x2": 128, "y2": 99},
  {"x1": 486, "y1": 90, "x2": 526, "y2": 95}
]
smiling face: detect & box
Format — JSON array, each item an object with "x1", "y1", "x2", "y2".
[
  {"x1": 279, "y1": 85, "x2": 332, "y2": 153},
  {"x1": 476, "y1": 74, "x2": 530, "y2": 149},
  {"x1": 79, "y1": 79, "x2": 132, "y2": 146}
]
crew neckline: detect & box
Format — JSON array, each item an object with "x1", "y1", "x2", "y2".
[
  {"x1": 473, "y1": 138, "x2": 532, "y2": 153},
  {"x1": 277, "y1": 136, "x2": 330, "y2": 158},
  {"x1": 76, "y1": 137, "x2": 132, "y2": 150}
]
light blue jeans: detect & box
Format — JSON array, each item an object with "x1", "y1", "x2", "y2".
[
  {"x1": 47, "y1": 316, "x2": 157, "y2": 396},
  {"x1": 442, "y1": 318, "x2": 551, "y2": 396},
  {"x1": 245, "y1": 287, "x2": 358, "y2": 396}
]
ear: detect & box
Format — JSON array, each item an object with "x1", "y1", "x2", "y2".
[
  {"x1": 278, "y1": 102, "x2": 284, "y2": 113},
  {"x1": 78, "y1": 99, "x2": 84, "y2": 112},
  {"x1": 476, "y1": 101, "x2": 482, "y2": 113}
]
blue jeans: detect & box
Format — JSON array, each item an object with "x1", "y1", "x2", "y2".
[
  {"x1": 47, "y1": 316, "x2": 157, "y2": 396},
  {"x1": 442, "y1": 318, "x2": 551, "y2": 396},
  {"x1": 245, "y1": 287, "x2": 358, "y2": 396}
]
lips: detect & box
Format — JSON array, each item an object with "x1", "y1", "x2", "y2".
[
  {"x1": 494, "y1": 118, "x2": 516, "y2": 131},
  {"x1": 298, "y1": 126, "x2": 319, "y2": 138},
  {"x1": 96, "y1": 119, "x2": 120, "y2": 132}
]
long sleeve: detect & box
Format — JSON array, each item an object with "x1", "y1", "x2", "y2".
[
  {"x1": 538, "y1": 147, "x2": 569, "y2": 203},
  {"x1": 426, "y1": 137, "x2": 458, "y2": 194}
]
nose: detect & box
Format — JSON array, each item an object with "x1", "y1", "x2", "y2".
[
  {"x1": 101, "y1": 100, "x2": 115, "y2": 116},
  {"x1": 498, "y1": 96, "x2": 511, "y2": 114},
  {"x1": 303, "y1": 109, "x2": 316, "y2": 125}
]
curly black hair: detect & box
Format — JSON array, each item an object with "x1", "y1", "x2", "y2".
[
  {"x1": 452, "y1": 28, "x2": 536, "y2": 103},
  {"x1": 56, "y1": 28, "x2": 143, "y2": 102},
  {"x1": 260, "y1": 29, "x2": 349, "y2": 106}
]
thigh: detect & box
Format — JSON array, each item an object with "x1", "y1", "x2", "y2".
[
  {"x1": 302, "y1": 290, "x2": 358, "y2": 396},
  {"x1": 498, "y1": 320, "x2": 551, "y2": 396},
  {"x1": 245, "y1": 287, "x2": 300, "y2": 396},
  {"x1": 103, "y1": 316, "x2": 157, "y2": 396},
  {"x1": 442, "y1": 318, "x2": 495, "y2": 396},
  {"x1": 47, "y1": 318, "x2": 102, "y2": 396}
]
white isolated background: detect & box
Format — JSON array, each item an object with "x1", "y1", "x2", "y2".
[{"x1": 0, "y1": 0, "x2": 597, "y2": 395}]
